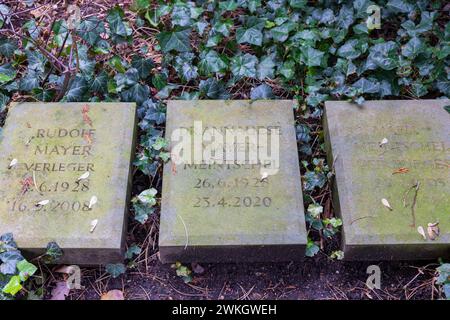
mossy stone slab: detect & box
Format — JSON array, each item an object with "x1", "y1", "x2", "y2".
[
  {"x1": 159, "y1": 100, "x2": 306, "y2": 263},
  {"x1": 0, "y1": 102, "x2": 136, "y2": 265},
  {"x1": 324, "y1": 100, "x2": 450, "y2": 260}
]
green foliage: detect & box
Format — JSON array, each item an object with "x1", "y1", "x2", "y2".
[
  {"x1": 138, "y1": 0, "x2": 449, "y2": 105},
  {"x1": 106, "y1": 263, "x2": 126, "y2": 278},
  {"x1": 131, "y1": 188, "x2": 158, "y2": 224},
  {"x1": 42, "y1": 241, "x2": 63, "y2": 264},
  {"x1": 0, "y1": 233, "x2": 39, "y2": 299},
  {"x1": 436, "y1": 263, "x2": 450, "y2": 300},
  {"x1": 171, "y1": 261, "x2": 192, "y2": 283},
  {"x1": 125, "y1": 244, "x2": 142, "y2": 260}
]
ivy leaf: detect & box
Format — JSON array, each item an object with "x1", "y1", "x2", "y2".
[
  {"x1": 65, "y1": 76, "x2": 88, "y2": 102},
  {"x1": 366, "y1": 41, "x2": 398, "y2": 70},
  {"x1": 0, "y1": 93, "x2": 9, "y2": 112},
  {"x1": 172, "y1": 3, "x2": 191, "y2": 27},
  {"x1": 157, "y1": 29, "x2": 191, "y2": 53},
  {"x1": 410, "y1": 82, "x2": 427, "y2": 97},
  {"x1": 2, "y1": 275, "x2": 22, "y2": 296},
  {"x1": 231, "y1": 53, "x2": 258, "y2": 79},
  {"x1": 43, "y1": 242, "x2": 63, "y2": 264},
  {"x1": 105, "y1": 263, "x2": 126, "y2": 278},
  {"x1": 0, "y1": 233, "x2": 18, "y2": 252},
  {"x1": 0, "y1": 251, "x2": 23, "y2": 274},
  {"x1": 236, "y1": 27, "x2": 263, "y2": 46},
  {"x1": 125, "y1": 245, "x2": 142, "y2": 260},
  {"x1": 78, "y1": 17, "x2": 105, "y2": 46},
  {"x1": 131, "y1": 55, "x2": 154, "y2": 79},
  {"x1": 26, "y1": 50, "x2": 46, "y2": 74},
  {"x1": 337, "y1": 5, "x2": 354, "y2": 29},
  {"x1": 301, "y1": 47, "x2": 324, "y2": 67},
  {"x1": 352, "y1": 78, "x2": 380, "y2": 94},
  {"x1": 271, "y1": 24, "x2": 291, "y2": 43},
  {"x1": 0, "y1": 38, "x2": 17, "y2": 58},
  {"x1": 32, "y1": 88, "x2": 55, "y2": 101},
  {"x1": 257, "y1": 56, "x2": 275, "y2": 80},
  {"x1": 289, "y1": 0, "x2": 307, "y2": 9},
  {"x1": 91, "y1": 71, "x2": 108, "y2": 93},
  {"x1": 138, "y1": 99, "x2": 166, "y2": 128},
  {"x1": 137, "y1": 188, "x2": 157, "y2": 205},
  {"x1": 0, "y1": 5, "x2": 10, "y2": 29},
  {"x1": 303, "y1": 171, "x2": 327, "y2": 191},
  {"x1": 250, "y1": 84, "x2": 274, "y2": 100},
  {"x1": 17, "y1": 260, "x2": 37, "y2": 281},
  {"x1": 402, "y1": 37, "x2": 425, "y2": 59},
  {"x1": 107, "y1": 6, "x2": 130, "y2": 39},
  {"x1": 199, "y1": 50, "x2": 228, "y2": 75},
  {"x1": 337, "y1": 39, "x2": 362, "y2": 60},
  {"x1": 279, "y1": 60, "x2": 296, "y2": 79},
  {"x1": 305, "y1": 239, "x2": 320, "y2": 257},
  {"x1": 387, "y1": 0, "x2": 415, "y2": 13},
  {"x1": 132, "y1": 0, "x2": 150, "y2": 11},
  {"x1": 133, "y1": 201, "x2": 155, "y2": 224},
  {"x1": 199, "y1": 78, "x2": 228, "y2": 99},
  {"x1": 218, "y1": 1, "x2": 238, "y2": 12},
  {"x1": 0, "y1": 63, "x2": 16, "y2": 84},
  {"x1": 121, "y1": 83, "x2": 150, "y2": 105}
]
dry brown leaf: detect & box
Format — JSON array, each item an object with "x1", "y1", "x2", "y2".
[
  {"x1": 427, "y1": 222, "x2": 440, "y2": 240},
  {"x1": 50, "y1": 281, "x2": 70, "y2": 300},
  {"x1": 191, "y1": 262, "x2": 205, "y2": 274},
  {"x1": 101, "y1": 290, "x2": 124, "y2": 300},
  {"x1": 55, "y1": 265, "x2": 77, "y2": 274}
]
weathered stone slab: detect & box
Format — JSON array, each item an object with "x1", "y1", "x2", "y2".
[
  {"x1": 159, "y1": 100, "x2": 306, "y2": 263},
  {"x1": 0, "y1": 102, "x2": 136, "y2": 265},
  {"x1": 324, "y1": 100, "x2": 450, "y2": 260}
]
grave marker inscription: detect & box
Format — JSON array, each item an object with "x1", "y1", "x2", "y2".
[
  {"x1": 0, "y1": 102, "x2": 136, "y2": 265},
  {"x1": 324, "y1": 100, "x2": 450, "y2": 260},
  {"x1": 159, "y1": 100, "x2": 307, "y2": 263}
]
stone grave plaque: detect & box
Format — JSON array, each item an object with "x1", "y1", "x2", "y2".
[
  {"x1": 324, "y1": 100, "x2": 450, "y2": 260},
  {"x1": 159, "y1": 100, "x2": 307, "y2": 263},
  {"x1": 0, "y1": 102, "x2": 136, "y2": 265}
]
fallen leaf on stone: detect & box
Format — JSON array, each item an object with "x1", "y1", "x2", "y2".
[
  {"x1": 101, "y1": 289, "x2": 124, "y2": 300},
  {"x1": 77, "y1": 172, "x2": 90, "y2": 181},
  {"x1": 381, "y1": 198, "x2": 393, "y2": 211},
  {"x1": 260, "y1": 172, "x2": 268, "y2": 181},
  {"x1": 427, "y1": 222, "x2": 440, "y2": 240},
  {"x1": 89, "y1": 196, "x2": 97, "y2": 209},
  {"x1": 50, "y1": 281, "x2": 70, "y2": 300},
  {"x1": 392, "y1": 167, "x2": 409, "y2": 175},
  {"x1": 379, "y1": 138, "x2": 388, "y2": 147},
  {"x1": 90, "y1": 219, "x2": 98, "y2": 233},
  {"x1": 417, "y1": 226, "x2": 427, "y2": 240},
  {"x1": 8, "y1": 158, "x2": 18, "y2": 169},
  {"x1": 36, "y1": 199, "x2": 50, "y2": 207}
]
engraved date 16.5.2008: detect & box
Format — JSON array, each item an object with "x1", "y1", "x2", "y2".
[{"x1": 9, "y1": 199, "x2": 93, "y2": 213}]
